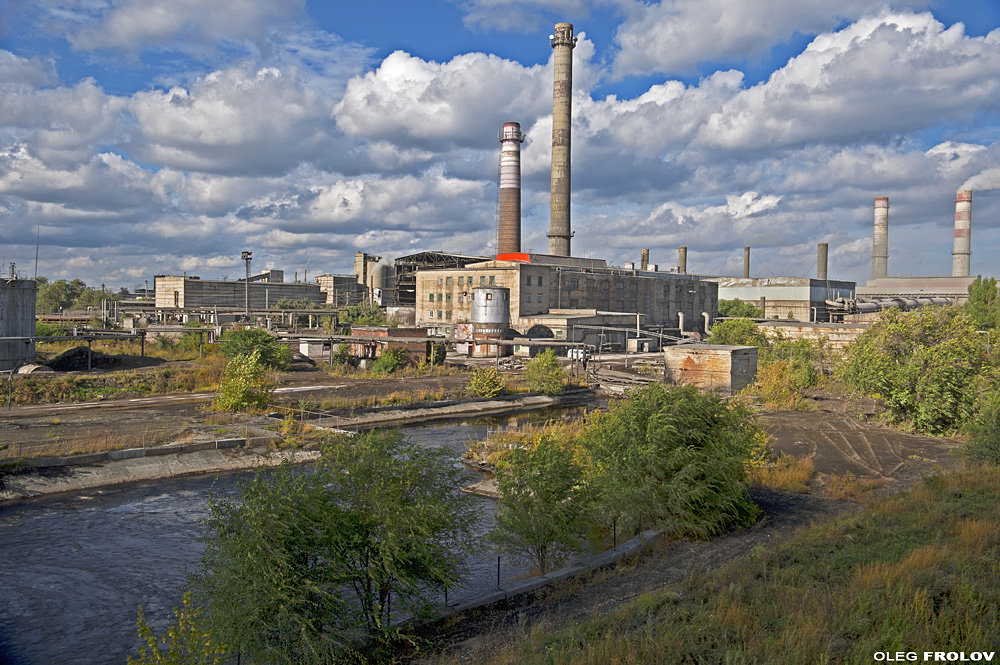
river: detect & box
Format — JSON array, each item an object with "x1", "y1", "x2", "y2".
[{"x1": 0, "y1": 414, "x2": 581, "y2": 665}]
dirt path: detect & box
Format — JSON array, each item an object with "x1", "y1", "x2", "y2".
[{"x1": 406, "y1": 405, "x2": 964, "y2": 664}]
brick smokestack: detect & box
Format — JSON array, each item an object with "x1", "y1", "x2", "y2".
[
  {"x1": 640, "y1": 248, "x2": 649, "y2": 270},
  {"x1": 677, "y1": 246, "x2": 687, "y2": 274},
  {"x1": 547, "y1": 22, "x2": 576, "y2": 256},
  {"x1": 817, "y1": 243, "x2": 828, "y2": 280},
  {"x1": 743, "y1": 246, "x2": 751, "y2": 278},
  {"x1": 497, "y1": 122, "x2": 525, "y2": 255},
  {"x1": 952, "y1": 190, "x2": 972, "y2": 277},
  {"x1": 872, "y1": 196, "x2": 889, "y2": 280}
]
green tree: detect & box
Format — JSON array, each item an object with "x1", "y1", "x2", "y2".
[
  {"x1": 837, "y1": 306, "x2": 998, "y2": 433},
  {"x1": 192, "y1": 430, "x2": 476, "y2": 662},
  {"x1": 708, "y1": 317, "x2": 768, "y2": 346},
  {"x1": 371, "y1": 346, "x2": 405, "y2": 374},
  {"x1": 36, "y1": 277, "x2": 86, "y2": 313},
  {"x1": 467, "y1": 366, "x2": 505, "y2": 398},
  {"x1": 341, "y1": 301, "x2": 388, "y2": 326},
  {"x1": 965, "y1": 391, "x2": 1000, "y2": 465},
  {"x1": 580, "y1": 383, "x2": 762, "y2": 539},
  {"x1": 211, "y1": 349, "x2": 274, "y2": 412},
  {"x1": 964, "y1": 276, "x2": 1000, "y2": 330},
  {"x1": 128, "y1": 593, "x2": 227, "y2": 665},
  {"x1": 492, "y1": 436, "x2": 588, "y2": 573},
  {"x1": 524, "y1": 348, "x2": 567, "y2": 395},
  {"x1": 217, "y1": 327, "x2": 292, "y2": 369},
  {"x1": 718, "y1": 299, "x2": 763, "y2": 318}
]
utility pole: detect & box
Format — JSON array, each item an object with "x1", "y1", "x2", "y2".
[{"x1": 241, "y1": 251, "x2": 253, "y2": 320}]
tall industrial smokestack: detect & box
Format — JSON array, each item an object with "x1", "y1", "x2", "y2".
[
  {"x1": 872, "y1": 196, "x2": 889, "y2": 280},
  {"x1": 677, "y1": 246, "x2": 687, "y2": 274},
  {"x1": 548, "y1": 22, "x2": 576, "y2": 256},
  {"x1": 497, "y1": 122, "x2": 525, "y2": 255},
  {"x1": 640, "y1": 248, "x2": 649, "y2": 271},
  {"x1": 817, "y1": 243, "x2": 828, "y2": 280},
  {"x1": 952, "y1": 190, "x2": 972, "y2": 277},
  {"x1": 743, "y1": 246, "x2": 751, "y2": 278}
]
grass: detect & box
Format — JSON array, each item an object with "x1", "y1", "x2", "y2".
[
  {"x1": 426, "y1": 465, "x2": 1000, "y2": 665},
  {"x1": 36, "y1": 338, "x2": 204, "y2": 363},
  {"x1": 822, "y1": 470, "x2": 891, "y2": 501},
  {"x1": 747, "y1": 453, "x2": 816, "y2": 492},
  {"x1": 7, "y1": 356, "x2": 227, "y2": 405},
  {"x1": 463, "y1": 419, "x2": 589, "y2": 467}
]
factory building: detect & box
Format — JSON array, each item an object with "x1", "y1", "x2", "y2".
[
  {"x1": 315, "y1": 274, "x2": 365, "y2": 307},
  {"x1": 415, "y1": 252, "x2": 717, "y2": 343},
  {"x1": 0, "y1": 277, "x2": 37, "y2": 371},
  {"x1": 155, "y1": 272, "x2": 323, "y2": 309},
  {"x1": 392, "y1": 251, "x2": 488, "y2": 307},
  {"x1": 855, "y1": 193, "x2": 979, "y2": 303}
]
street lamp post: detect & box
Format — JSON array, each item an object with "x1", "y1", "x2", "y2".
[{"x1": 241, "y1": 251, "x2": 253, "y2": 320}]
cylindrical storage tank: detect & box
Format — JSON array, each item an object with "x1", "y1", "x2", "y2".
[
  {"x1": 677, "y1": 246, "x2": 687, "y2": 274},
  {"x1": 952, "y1": 190, "x2": 972, "y2": 277},
  {"x1": 817, "y1": 242, "x2": 829, "y2": 280},
  {"x1": 873, "y1": 196, "x2": 889, "y2": 280},
  {"x1": 370, "y1": 262, "x2": 391, "y2": 305},
  {"x1": 471, "y1": 286, "x2": 511, "y2": 357},
  {"x1": 497, "y1": 122, "x2": 526, "y2": 255}
]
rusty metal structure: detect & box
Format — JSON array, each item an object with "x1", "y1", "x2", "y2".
[
  {"x1": 872, "y1": 196, "x2": 889, "y2": 280},
  {"x1": 548, "y1": 22, "x2": 577, "y2": 256},
  {"x1": 497, "y1": 122, "x2": 526, "y2": 255},
  {"x1": 952, "y1": 189, "x2": 972, "y2": 277}
]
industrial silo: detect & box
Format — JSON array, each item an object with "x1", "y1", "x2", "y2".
[{"x1": 471, "y1": 286, "x2": 511, "y2": 358}]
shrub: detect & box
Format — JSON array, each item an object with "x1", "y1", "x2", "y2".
[
  {"x1": 341, "y1": 302, "x2": 387, "y2": 326},
  {"x1": 467, "y1": 366, "x2": 505, "y2": 398},
  {"x1": 331, "y1": 342, "x2": 352, "y2": 366},
  {"x1": 965, "y1": 391, "x2": 1000, "y2": 465},
  {"x1": 211, "y1": 350, "x2": 274, "y2": 412},
  {"x1": 430, "y1": 342, "x2": 447, "y2": 365},
  {"x1": 371, "y1": 347, "x2": 405, "y2": 374},
  {"x1": 718, "y1": 299, "x2": 762, "y2": 318},
  {"x1": 524, "y1": 349, "x2": 567, "y2": 395},
  {"x1": 217, "y1": 328, "x2": 291, "y2": 369},
  {"x1": 708, "y1": 318, "x2": 767, "y2": 346}
]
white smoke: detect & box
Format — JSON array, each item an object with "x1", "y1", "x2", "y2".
[{"x1": 961, "y1": 167, "x2": 1000, "y2": 191}]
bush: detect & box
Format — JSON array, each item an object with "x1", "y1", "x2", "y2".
[
  {"x1": 331, "y1": 342, "x2": 352, "y2": 366},
  {"x1": 430, "y1": 342, "x2": 446, "y2": 365},
  {"x1": 718, "y1": 299, "x2": 762, "y2": 318},
  {"x1": 524, "y1": 349, "x2": 567, "y2": 395},
  {"x1": 211, "y1": 350, "x2": 274, "y2": 412},
  {"x1": 35, "y1": 320, "x2": 71, "y2": 337},
  {"x1": 965, "y1": 392, "x2": 1000, "y2": 465},
  {"x1": 708, "y1": 318, "x2": 767, "y2": 346},
  {"x1": 371, "y1": 347, "x2": 405, "y2": 374},
  {"x1": 467, "y1": 366, "x2": 505, "y2": 398},
  {"x1": 836, "y1": 307, "x2": 997, "y2": 433},
  {"x1": 341, "y1": 302, "x2": 388, "y2": 326},
  {"x1": 217, "y1": 328, "x2": 291, "y2": 369}
]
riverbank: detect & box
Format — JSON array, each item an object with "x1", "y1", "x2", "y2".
[{"x1": 0, "y1": 389, "x2": 595, "y2": 504}]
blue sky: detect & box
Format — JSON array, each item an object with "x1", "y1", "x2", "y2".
[{"x1": 2, "y1": 0, "x2": 1000, "y2": 289}]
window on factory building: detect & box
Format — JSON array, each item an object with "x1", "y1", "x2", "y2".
[
  {"x1": 446, "y1": 293, "x2": 452, "y2": 302},
  {"x1": 525, "y1": 295, "x2": 531, "y2": 303},
  {"x1": 458, "y1": 276, "x2": 464, "y2": 286},
  {"x1": 446, "y1": 277, "x2": 452, "y2": 286},
  {"x1": 427, "y1": 310, "x2": 433, "y2": 317},
  {"x1": 480, "y1": 276, "x2": 486, "y2": 285},
  {"x1": 437, "y1": 311, "x2": 443, "y2": 319},
  {"x1": 489, "y1": 276, "x2": 495, "y2": 285},
  {"x1": 438, "y1": 277, "x2": 443, "y2": 285},
  {"x1": 428, "y1": 294, "x2": 434, "y2": 302},
  {"x1": 437, "y1": 293, "x2": 443, "y2": 302},
  {"x1": 526, "y1": 276, "x2": 532, "y2": 286},
  {"x1": 630, "y1": 283, "x2": 637, "y2": 293},
  {"x1": 446, "y1": 311, "x2": 452, "y2": 320},
  {"x1": 538, "y1": 277, "x2": 543, "y2": 286}
]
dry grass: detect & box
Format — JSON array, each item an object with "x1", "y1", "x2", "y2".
[
  {"x1": 821, "y1": 470, "x2": 890, "y2": 501},
  {"x1": 747, "y1": 453, "x2": 815, "y2": 492},
  {"x1": 0, "y1": 426, "x2": 217, "y2": 460},
  {"x1": 463, "y1": 419, "x2": 588, "y2": 467}
]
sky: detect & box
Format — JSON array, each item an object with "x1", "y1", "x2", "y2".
[{"x1": 2, "y1": 0, "x2": 1000, "y2": 290}]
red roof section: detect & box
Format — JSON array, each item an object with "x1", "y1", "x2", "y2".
[{"x1": 495, "y1": 252, "x2": 531, "y2": 262}]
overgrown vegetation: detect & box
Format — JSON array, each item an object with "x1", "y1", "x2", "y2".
[
  {"x1": 371, "y1": 347, "x2": 406, "y2": 374},
  {"x1": 138, "y1": 430, "x2": 476, "y2": 664},
  {"x1": 445, "y1": 466, "x2": 1000, "y2": 665},
  {"x1": 747, "y1": 453, "x2": 815, "y2": 493},
  {"x1": 467, "y1": 366, "x2": 505, "y2": 398},
  {"x1": 836, "y1": 306, "x2": 998, "y2": 433},
  {"x1": 341, "y1": 301, "x2": 389, "y2": 326},
  {"x1": 210, "y1": 349, "x2": 274, "y2": 412},
  {"x1": 708, "y1": 317, "x2": 768, "y2": 346},
  {"x1": 217, "y1": 327, "x2": 292, "y2": 369},
  {"x1": 717, "y1": 299, "x2": 763, "y2": 318},
  {"x1": 34, "y1": 276, "x2": 124, "y2": 314},
  {"x1": 523, "y1": 349, "x2": 567, "y2": 395}
]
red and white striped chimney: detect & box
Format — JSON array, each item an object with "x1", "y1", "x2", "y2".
[
  {"x1": 952, "y1": 190, "x2": 972, "y2": 277},
  {"x1": 497, "y1": 122, "x2": 525, "y2": 255}
]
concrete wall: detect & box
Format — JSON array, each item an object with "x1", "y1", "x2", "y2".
[
  {"x1": 712, "y1": 277, "x2": 855, "y2": 322},
  {"x1": 155, "y1": 276, "x2": 324, "y2": 309},
  {"x1": 663, "y1": 344, "x2": 758, "y2": 396},
  {"x1": 0, "y1": 279, "x2": 37, "y2": 370},
  {"x1": 315, "y1": 274, "x2": 365, "y2": 306},
  {"x1": 756, "y1": 321, "x2": 869, "y2": 351}
]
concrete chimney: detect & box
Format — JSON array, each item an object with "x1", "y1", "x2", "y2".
[
  {"x1": 677, "y1": 246, "x2": 687, "y2": 274},
  {"x1": 640, "y1": 248, "x2": 649, "y2": 271},
  {"x1": 872, "y1": 196, "x2": 889, "y2": 280},
  {"x1": 817, "y1": 242, "x2": 828, "y2": 280},
  {"x1": 743, "y1": 246, "x2": 751, "y2": 278},
  {"x1": 547, "y1": 22, "x2": 576, "y2": 256},
  {"x1": 952, "y1": 190, "x2": 972, "y2": 277},
  {"x1": 497, "y1": 122, "x2": 526, "y2": 255}
]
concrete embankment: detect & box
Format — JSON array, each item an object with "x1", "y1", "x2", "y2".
[{"x1": 0, "y1": 390, "x2": 595, "y2": 504}]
